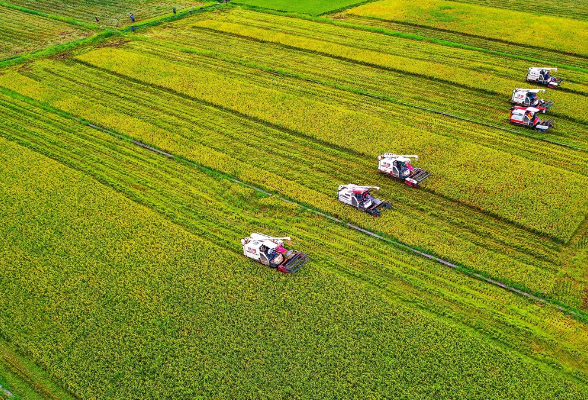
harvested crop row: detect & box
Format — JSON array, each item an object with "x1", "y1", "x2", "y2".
[
  {"x1": 2, "y1": 0, "x2": 206, "y2": 27},
  {"x1": 4, "y1": 129, "x2": 588, "y2": 398},
  {"x1": 121, "y1": 38, "x2": 588, "y2": 182},
  {"x1": 9, "y1": 60, "x2": 563, "y2": 257},
  {"x1": 2, "y1": 95, "x2": 588, "y2": 391},
  {"x1": 3, "y1": 58, "x2": 587, "y2": 308},
  {"x1": 442, "y1": 0, "x2": 588, "y2": 21}
]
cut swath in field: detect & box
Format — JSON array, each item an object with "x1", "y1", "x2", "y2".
[
  {"x1": 1, "y1": 0, "x2": 208, "y2": 27},
  {"x1": 189, "y1": 8, "x2": 588, "y2": 95}
]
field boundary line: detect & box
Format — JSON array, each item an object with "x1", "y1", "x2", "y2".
[
  {"x1": 227, "y1": 4, "x2": 588, "y2": 76},
  {"x1": 6, "y1": 113, "x2": 588, "y2": 388},
  {"x1": 0, "y1": 336, "x2": 76, "y2": 400},
  {"x1": 6, "y1": 83, "x2": 577, "y2": 320},
  {"x1": 317, "y1": 0, "x2": 380, "y2": 17}
]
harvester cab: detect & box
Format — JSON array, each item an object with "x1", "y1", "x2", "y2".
[
  {"x1": 509, "y1": 106, "x2": 554, "y2": 132},
  {"x1": 241, "y1": 233, "x2": 308, "y2": 273},
  {"x1": 337, "y1": 184, "x2": 392, "y2": 216},
  {"x1": 526, "y1": 67, "x2": 562, "y2": 88},
  {"x1": 378, "y1": 154, "x2": 430, "y2": 187},
  {"x1": 510, "y1": 88, "x2": 553, "y2": 112}
]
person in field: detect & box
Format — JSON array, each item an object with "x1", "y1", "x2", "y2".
[
  {"x1": 129, "y1": 13, "x2": 135, "y2": 22},
  {"x1": 173, "y1": 7, "x2": 177, "y2": 14}
]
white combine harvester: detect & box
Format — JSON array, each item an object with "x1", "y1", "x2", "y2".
[
  {"x1": 241, "y1": 233, "x2": 308, "y2": 273},
  {"x1": 509, "y1": 106, "x2": 554, "y2": 132},
  {"x1": 377, "y1": 154, "x2": 430, "y2": 187},
  {"x1": 510, "y1": 88, "x2": 553, "y2": 112},
  {"x1": 526, "y1": 67, "x2": 562, "y2": 88},
  {"x1": 337, "y1": 184, "x2": 392, "y2": 217}
]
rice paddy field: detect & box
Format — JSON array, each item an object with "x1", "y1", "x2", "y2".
[{"x1": 1, "y1": 0, "x2": 588, "y2": 398}]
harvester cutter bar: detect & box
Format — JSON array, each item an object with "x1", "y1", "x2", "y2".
[
  {"x1": 411, "y1": 170, "x2": 431, "y2": 183},
  {"x1": 280, "y1": 253, "x2": 308, "y2": 273}
]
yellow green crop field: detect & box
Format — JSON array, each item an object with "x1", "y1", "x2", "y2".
[
  {"x1": 1, "y1": 0, "x2": 588, "y2": 398},
  {"x1": 346, "y1": 0, "x2": 588, "y2": 57}
]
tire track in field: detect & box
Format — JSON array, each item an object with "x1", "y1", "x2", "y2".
[
  {"x1": 2, "y1": 78, "x2": 581, "y2": 311},
  {"x1": 8, "y1": 110, "x2": 588, "y2": 382}
]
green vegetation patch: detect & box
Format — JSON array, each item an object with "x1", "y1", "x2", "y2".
[{"x1": 231, "y1": 0, "x2": 368, "y2": 16}]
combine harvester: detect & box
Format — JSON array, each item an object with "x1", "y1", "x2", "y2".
[
  {"x1": 509, "y1": 106, "x2": 554, "y2": 132},
  {"x1": 510, "y1": 88, "x2": 553, "y2": 112},
  {"x1": 377, "y1": 154, "x2": 430, "y2": 187},
  {"x1": 526, "y1": 67, "x2": 563, "y2": 88},
  {"x1": 241, "y1": 233, "x2": 308, "y2": 273},
  {"x1": 337, "y1": 184, "x2": 392, "y2": 217}
]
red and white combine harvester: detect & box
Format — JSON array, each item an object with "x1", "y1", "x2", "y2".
[
  {"x1": 526, "y1": 67, "x2": 562, "y2": 88},
  {"x1": 241, "y1": 233, "x2": 308, "y2": 273},
  {"x1": 510, "y1": 88, "x2": 553, "y2": 112},
  {"x1": 509, "y1": 106, "x2": 554, "y2": 132},
  {"x1": 377, "y1": 154, "x2": 430, "y2": 187},
  {"x1": 337, "y1": 184, "x2": 392, "y2": 217}
]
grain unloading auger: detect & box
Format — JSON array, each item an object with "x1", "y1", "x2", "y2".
[
  {"x1": 337, "y1": 184, "x2": 392, "y2": 217},
  {"x1": 241, "y1": 233, "x2": 308, "y2": 273},
  {"x1": 378, "y1": 154, "x2": 430, "y2": 187}
]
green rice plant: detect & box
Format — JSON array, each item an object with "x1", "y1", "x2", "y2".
[
  {"x1": 0, "y1": 5, "x2": 92, "y2": 59},
  {"x1": 231, "y1": 0, "x2": 370, "y2": 16}
]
